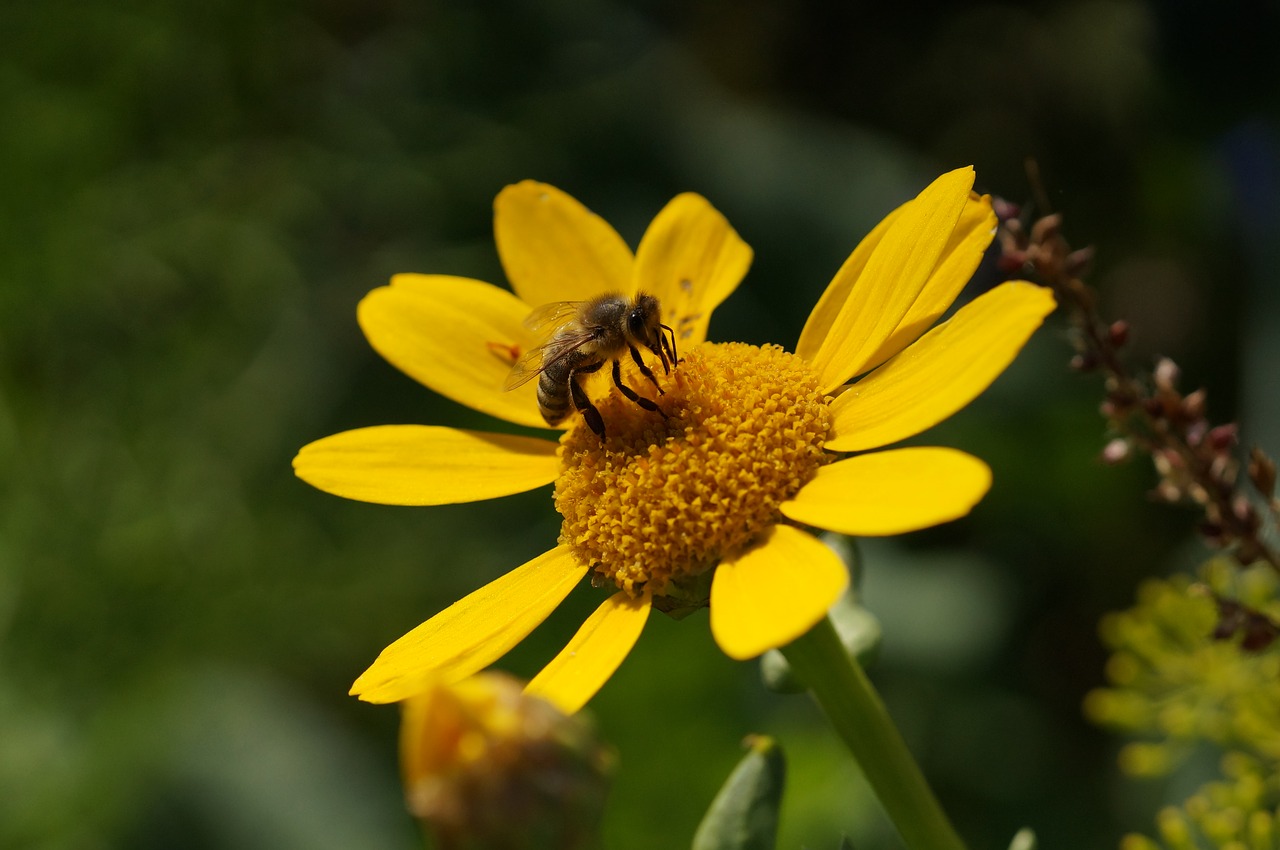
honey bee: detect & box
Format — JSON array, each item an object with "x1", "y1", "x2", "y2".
[{"x1": 503, "y1": 292, "x2": 677, "y2": 439}]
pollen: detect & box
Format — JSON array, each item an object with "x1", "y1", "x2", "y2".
[{"x1": 554, "y1": 342, "x2": 832, "y2": 602}]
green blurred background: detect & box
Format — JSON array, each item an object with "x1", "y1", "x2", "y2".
[{"x1": 2, "y1": 0, "x2": 1277, "y2": 847}]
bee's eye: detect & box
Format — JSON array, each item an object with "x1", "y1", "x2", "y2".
[{"x1": 627, "y1": 310, "x2": 646, "y2": 336}]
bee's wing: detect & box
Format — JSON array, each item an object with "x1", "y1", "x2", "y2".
[
  {"x1": 522, "y1": 300, "x2": 583, "y2": 334},
  {"x1": 502, "y1": 327, "x2": 597, "y2": 391},
  {"x1": 502, "y1": 301, "x2": 588, "y2": 391},
  {"x1": 503, "y1": 343, "x2": 554, "y2": 391}
]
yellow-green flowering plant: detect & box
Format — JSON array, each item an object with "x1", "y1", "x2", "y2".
[
  {"x1": 1005, "y1": 186, "x2": 1280, "y2": 850},
  {"x1": 294, "y1": 166, "x2": 1055, "y2": 848},
  {"x1": 1087, "y1": 562, "x2": 1280, "y2": 850}
]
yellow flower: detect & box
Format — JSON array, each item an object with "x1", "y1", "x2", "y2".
[
  {"x1": 400, "y1": 672, "x2": 612, "y2": 848},
  {"x1": 294, "y1": 166, "x2": 1055, "y2": 713}
]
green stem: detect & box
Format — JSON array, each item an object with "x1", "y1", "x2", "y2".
[{"x1": 780, "y1": 615, "x2": 967, "y2": 850}]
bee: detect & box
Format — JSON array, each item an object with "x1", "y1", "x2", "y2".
[{"x1": 503, "y1": 292, "x2": 678, "y2": 439}]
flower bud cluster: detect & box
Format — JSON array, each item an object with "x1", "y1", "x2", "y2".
[
  {"x1": 1085, "y1": 561, "x2": 1280, "y2": 766},
  {"x1": 1088, "y1": 562, "x2": 1280, "y2": 848},
  {"x1": 996, "y1": 185, "x2": 1280, "y2": 645},
  {"x1": 1119, "y1": 752, "x2": 1280, "y2": 850}
]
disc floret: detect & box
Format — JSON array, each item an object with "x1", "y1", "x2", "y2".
[{"x1": 554, "y1": 342, "x2": 833, "y2": 601}]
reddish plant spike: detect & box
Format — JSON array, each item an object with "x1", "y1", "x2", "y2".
[
  {"x1": 1007, "y1": 170, "x2": 1280, "y2": 575},
  {"x1": 1248, "y1": 447, "x2": 1277, "y2": 497}
]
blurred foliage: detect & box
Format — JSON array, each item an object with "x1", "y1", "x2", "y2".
[
  {"x1": 1088, "y1": 562, "x2": 1280, "y2": 849},
  {"x1": 0, "y1": 0, "x2": 1276, "y2": 848}
]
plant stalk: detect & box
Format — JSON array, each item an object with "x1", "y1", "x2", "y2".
[{"x1": 781, "y1": 616, "x2": 967, "y2": 850}]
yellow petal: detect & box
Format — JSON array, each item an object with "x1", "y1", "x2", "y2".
[
  {"x1": 494, "y1": 181, "x2": 634, "y2": 307},
  {"x1": 795, "y1": 203, "x2": 903, "y2": 362},
  {"x1": 293, "y1": 425, "x2": 560, "y2": 505},
  {"x1": 780, "y1": 448, "x2": 992, "y2": 536},
  {"x1": 805, "y1": 167, "x2": 976, "y2": 394},
  {"x1": 351, "y1": 546, "x2": 588, "y2": 704},
  {"x1": 358, "y1": 274, "x2": 548, "y2": 428},
  {"x1": 710, "y1": 525, "x2": 849, "y2": 660},
  {"x1": 524, "y1": 591, "x2": 650, "y2": 714},
  {"x1": 633, "y1": 192, "x2": 753, "y2": 348},
  {"x1": 853, "y1": 192, "x2": 998, "y2": 372},
  {"x1": 826, "y1": 282, "x2": 1056, "y2": 451}
]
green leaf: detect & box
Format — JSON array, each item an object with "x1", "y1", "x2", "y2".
[{"x1": 691, "y1": 736, "x2": 786, "y2": 850}]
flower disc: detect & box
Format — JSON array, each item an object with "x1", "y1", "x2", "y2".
[{"x1": 555, "y1": 342, "x2": 832, "y2": 600}]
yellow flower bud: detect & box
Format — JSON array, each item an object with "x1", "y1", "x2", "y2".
[{"x1": 399, "y1": 672, "x2": 614, "y2": 849}]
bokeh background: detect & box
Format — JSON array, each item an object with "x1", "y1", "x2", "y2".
[{"x1": 3, "y1": 0, "x2": 1278, "y2": 847}]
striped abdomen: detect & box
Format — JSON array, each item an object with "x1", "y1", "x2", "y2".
[{"x1": 536, "y1": 348, "x2": 590, "y2": 425}]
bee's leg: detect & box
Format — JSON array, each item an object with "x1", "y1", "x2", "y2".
[
  {"x1": 659, "y1": 323, "x2": 677, "y2": 367},
  {"x1": 613, "y1": 359, "x2": 667, "y2": 419},
  {"x1": 569, "y1": 362, "x2": 606, "y2": 439},
  {"x1": 628, "y1": 345, "x2": 665, "y2": 394}
]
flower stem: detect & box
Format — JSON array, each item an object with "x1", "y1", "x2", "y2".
[{"x1": 780, "y1": 616, "x2": 967, "y2": 850}]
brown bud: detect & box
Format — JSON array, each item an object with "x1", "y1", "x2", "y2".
[
  {"x1": 993, "y1": 197, "x2": 1022, "y2": 222},
  {"x1": 1102, "y1": 438, "x2": 1131, "y2": 465},
  {"x1": 1208, "y1": 596, "x2": 1280, "y2": 650},
  {"x1": 1209, "y1": 454, "x2": 1238, "y2": 486},
  {"x1": 1071, "y1": 352, "x2": 1099, "y2": 372},
  {"x1": 1185, "y1": 419, "x2": 1208, "y2": 448},
  {"x1": 1153, "y1": 358, "x2": 1180, "y2": 392},
  {"x1": 998, "y1": 251, "x2": 1028, "y2": 274},
  {"x1": 1240, "y1": 615, "x2": 1278, "y2": 651},
  {"x1": 1030, "y1": 213, "x2": 1063, "y2": 245},
  {"x1": 1248, "y1": 447, "x2": 1277, "y2": 497},
  {"x1": 1108, "y1": 320, "x2": 1130, "y2": 348},
  {"x1": 1232, "y1": 495, "x2": 1259, "y2": 531},
  {"x1": 1065, "y1": 246, "x2": 1095, "y2": 276},
  {"x1": 1208, "y1": 424, "x2": 1239, "y2": 452},
  {"x1": 1182, "y1": 389, "x2": 1207, "y2": 421},
  {"x1": 1212, "y1": 598, "x2": 1247, "y2": 640}
]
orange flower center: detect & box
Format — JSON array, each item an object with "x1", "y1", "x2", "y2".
[{"x1": 554, "y1": 342, "x2": 832, "y2": 607}]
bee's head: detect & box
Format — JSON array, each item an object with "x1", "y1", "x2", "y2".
[{"x1": 627, "y1": 293, "x2": 663, "y2": 349}]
